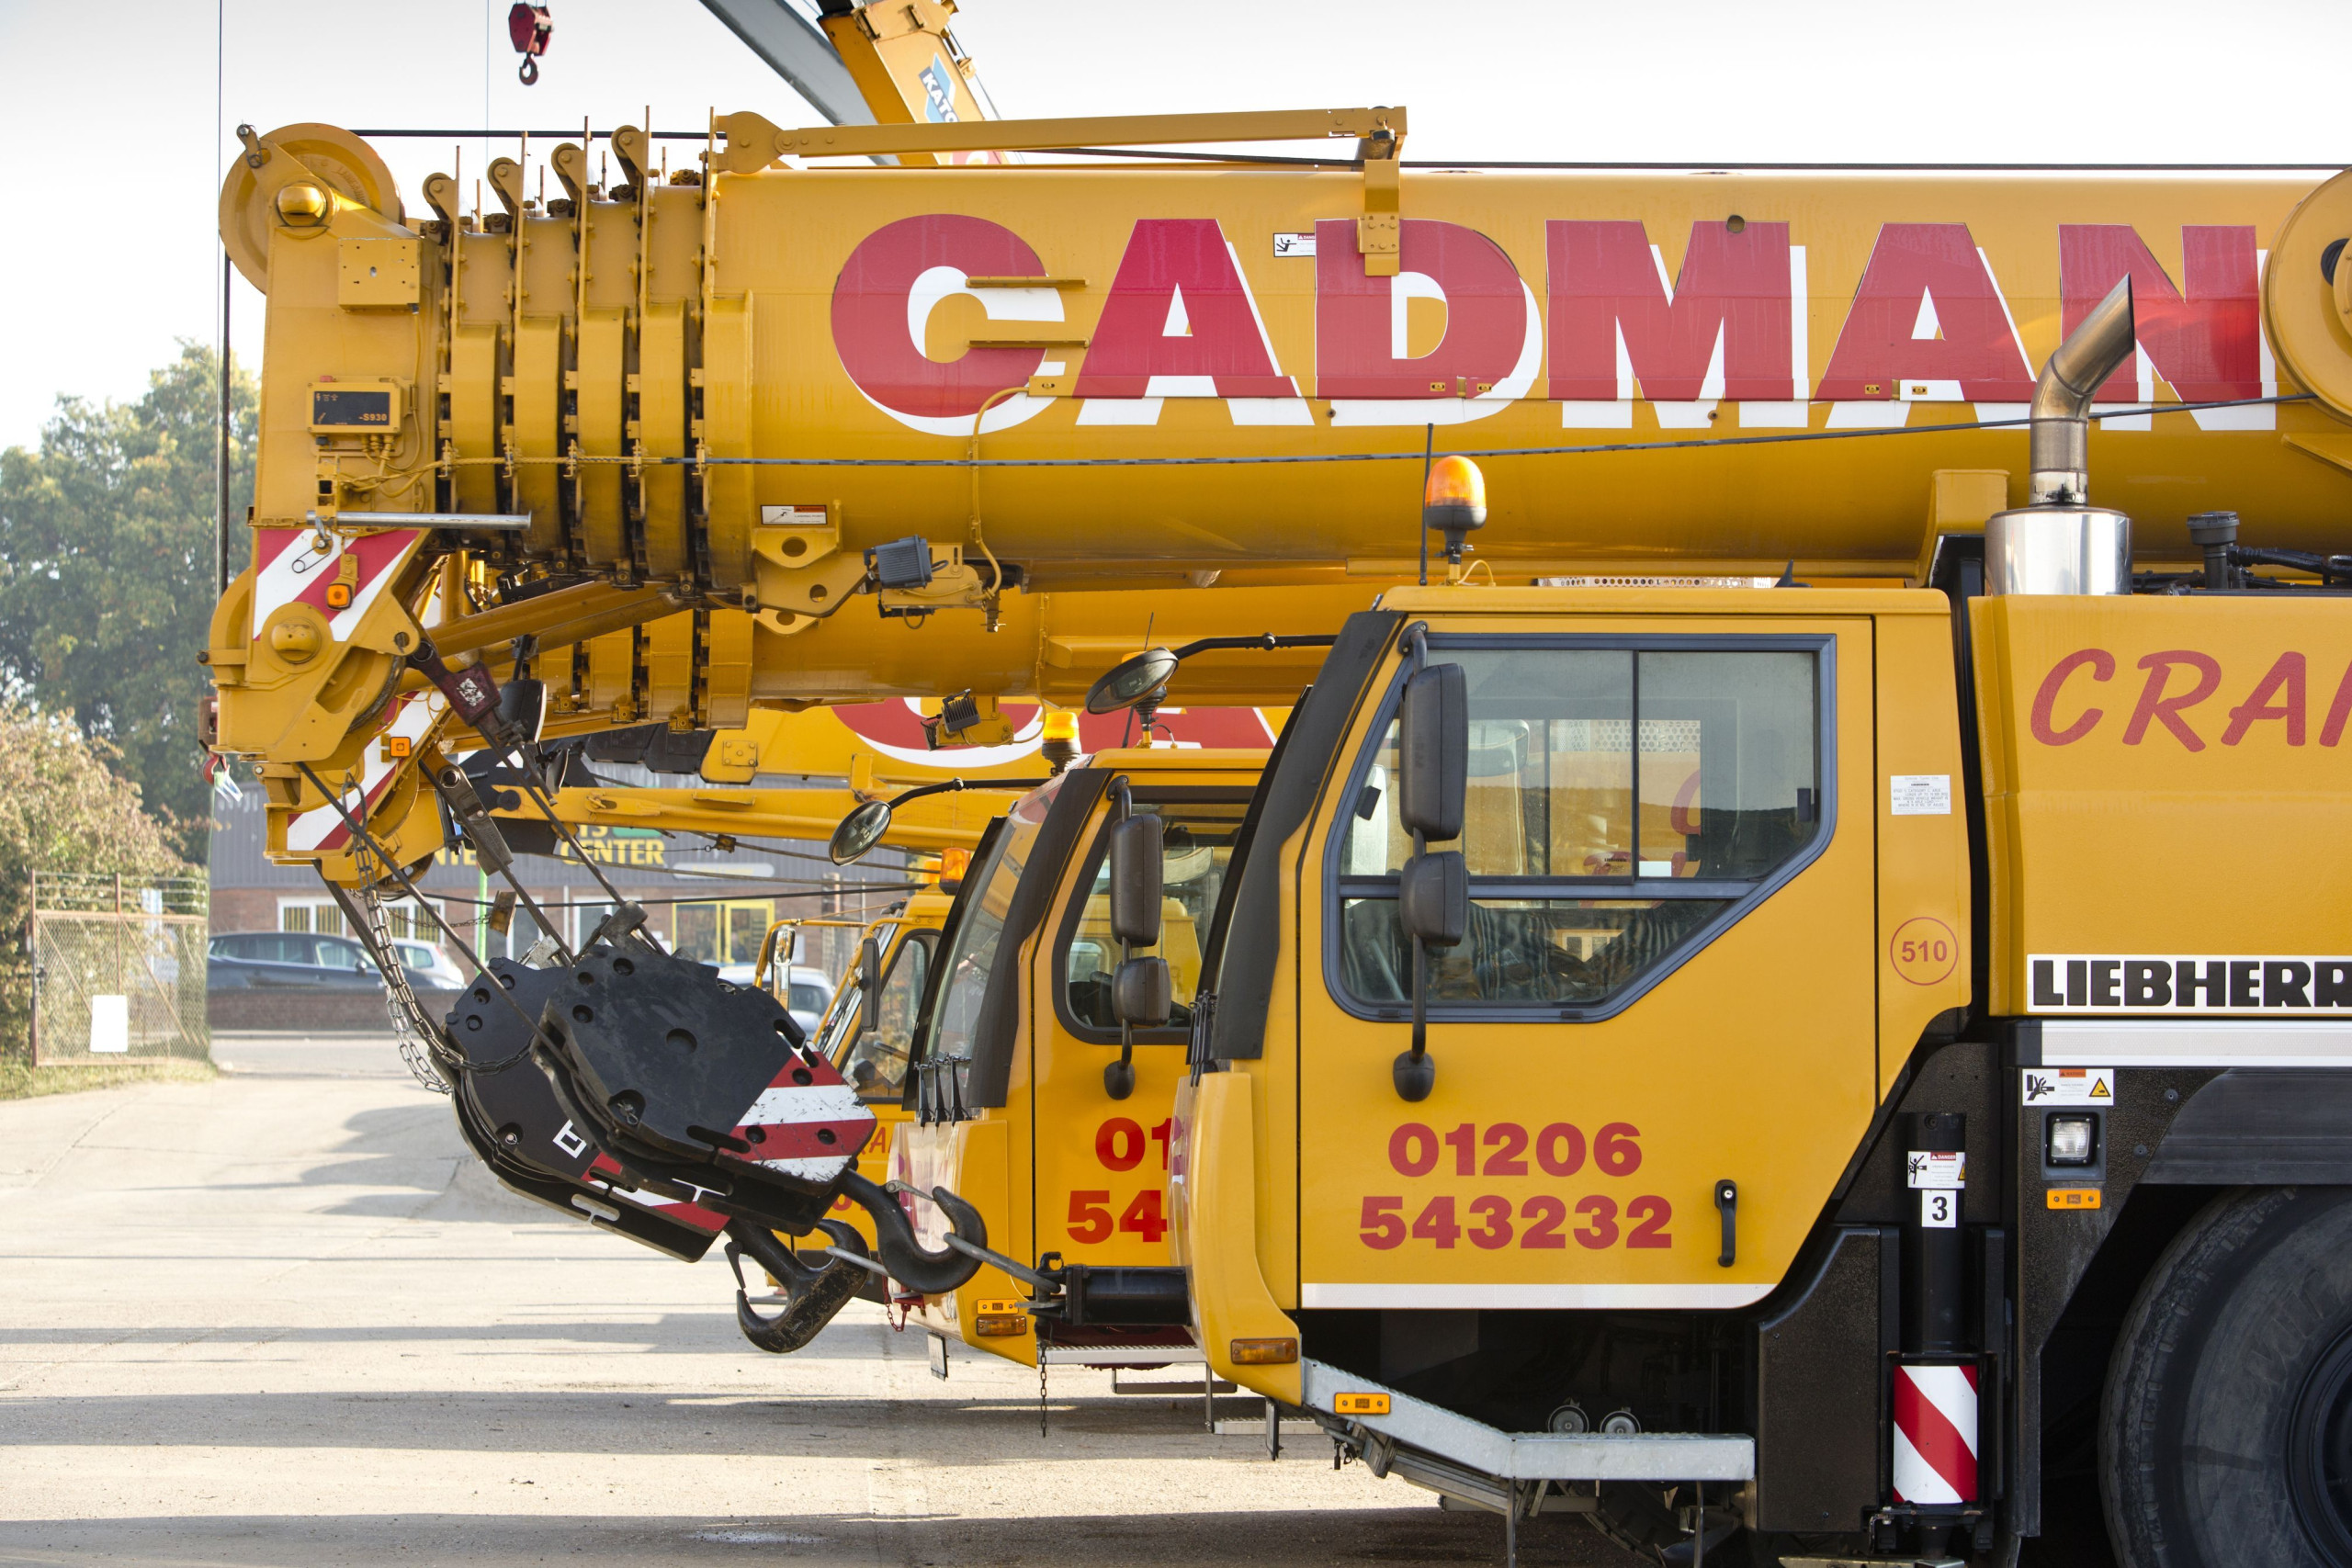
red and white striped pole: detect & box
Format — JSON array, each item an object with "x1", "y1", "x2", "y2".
[
  {"x1": 1893, "y1": 1360, "x2": 1978, "y2": 1505},
  {"x1": 1894, "y1": 1111, "x2": 1977, "y2": 1552}
]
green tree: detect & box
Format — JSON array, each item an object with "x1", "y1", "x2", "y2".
[
  {"x1": 0, "y1": 344, "x2": 256, "y2": 859},
  {"x1": 0, "y1": 701, "x2": 193, "y2": 1064}
]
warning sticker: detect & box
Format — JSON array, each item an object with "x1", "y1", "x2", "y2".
[
  {"x1": 1889, "y1": 774, "x2": 1952, "y2": 816},
  {"x1": 1272, "y1": 232, "x2": 1317, "y2": 258},
  {"x1": 1906, "y1": 1150, "x2": 1966, "y2": 1190},
  {"x1": 2022, "y1": 1067, "x2": 2114, "y2": 1106}
]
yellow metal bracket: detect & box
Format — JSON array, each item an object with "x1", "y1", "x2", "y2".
[{"x1": 713, "y1": 104, "x2": 1408, "y2": 175}]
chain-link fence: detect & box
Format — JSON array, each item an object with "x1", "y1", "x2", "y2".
[{"x1": 28, "y1": 873, "x2": 209, "y2": 1065}]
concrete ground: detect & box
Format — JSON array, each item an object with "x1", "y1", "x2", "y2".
[{"x1": 0, "y1": 1032, "x2": 1637, "y2": 1567}]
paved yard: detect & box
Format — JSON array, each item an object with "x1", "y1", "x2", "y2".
[{"x1": 0, "y1": 1034, "x2": 1630, "y2": 1566}]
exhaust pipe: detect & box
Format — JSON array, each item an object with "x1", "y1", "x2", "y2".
[{"x1": 1984, "y1": 276, "x2": 2136, "y2": 594}]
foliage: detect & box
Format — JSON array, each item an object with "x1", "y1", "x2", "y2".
[
  {"x1": 0, "y1": 701, "x2": 194, "y2": 1064},
  {"x1": 0, "y1": 344, "x2": 256, "y2": 858}
]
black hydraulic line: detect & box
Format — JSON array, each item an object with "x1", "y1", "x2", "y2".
[
  {"x1": 601, "y1": 393, "x2": 2310, "y2": 468},
  {"x1": 293, "y1": 762, "x2": 553, "y2": 1074}
]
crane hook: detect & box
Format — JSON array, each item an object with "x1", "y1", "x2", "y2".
[{"x1": 508, "y1": 4, "x2": 551, "y2": 87}]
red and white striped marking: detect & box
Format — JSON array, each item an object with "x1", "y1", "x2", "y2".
[
  {"x1": 726, "y1": 1052, "x2": 876, "y2": 1186},
  {"x1": 1892, "y1": 1361, "x2": 1979, "y2": 1505},
  {"x1": 250, "y1": 527, "x2": 424, "y2": 642},
  {"x1": 585, "y1": 1155, "x2": 729, "y2": 1234},
  {"x1": 283, "y1": 693, "x2": 443, "y2": 853}
]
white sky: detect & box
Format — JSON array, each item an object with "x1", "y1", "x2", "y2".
[{"x1": 1, "y1": 0, "x2": 2346, "y2": 450}]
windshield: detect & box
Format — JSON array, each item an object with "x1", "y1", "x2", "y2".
[{"x1": 922, "y1": 776, "x2": 1065, "y2": 1064}]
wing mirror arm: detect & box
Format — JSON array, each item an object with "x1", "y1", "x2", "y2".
[{"x1": 1393, "y1": 626, "x2": 1468, "y2": 1103}]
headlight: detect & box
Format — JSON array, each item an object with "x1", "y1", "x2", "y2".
[{"x1": 2047, "y1": 1113, "x2": 2098, "y2": 1167}]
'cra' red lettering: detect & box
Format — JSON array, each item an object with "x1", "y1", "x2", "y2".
[
  {"x1": 1816, "y1": 224, "x2": 2034, "y2": 401},
  {"x1": 2222, "y1": 652, "x2": 2307, "y2": 746},
  {"x1": 1546, "y1": 220, "x2": 1795, "y2": 401},
  {"x1": 2030, "y1": 649, "x2": 2115, "y2": 745},
  {"x1": 1315, "y1": 218, "x2": 1537, "y2": 405},
  {"x1": 831, "y1": 215, "x2": 1054, "y2": 432},
  {"x1": 1071, "y1": 219, "x2": 1295, "y2": 400},
  {"x1": 2058, "y1": 226, "x2": 2262, "y2": 402},
  {"x1": 2124, "y1": 650, "x2": 2223, "y2": 751}
]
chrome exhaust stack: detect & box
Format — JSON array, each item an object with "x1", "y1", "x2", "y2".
[{"x1": 1984, "y1": 276, "x2": 2137, "y2": 594}]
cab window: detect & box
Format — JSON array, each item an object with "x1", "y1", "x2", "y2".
[
  {"x1": 1059, "y1": 798, "x2": 1250, "y2": 1038},
  {"x1": 1331, "y1": 640, "x2": 1827, "y2": 1016},
  {"x1": 838, "y1": 935, "x2": 934, "y2": 1100},
  {"x1": 925, "y1": 777, "x2": 1064, "y2": 1064}
]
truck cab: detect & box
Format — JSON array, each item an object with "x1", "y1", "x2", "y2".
[
  {"x1": 760, "y1": 894, "x2": 954, "y2": 1256},
  {"x1": 892, "y1": 748, "x2": 1268, "y2": 1370}
]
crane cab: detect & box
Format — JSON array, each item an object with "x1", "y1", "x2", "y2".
[
  {"x1": 892, "y1": 749, "x2": 1268, "y2": 1369},
  {"x1": 1174, "y1": 589, "x2": 1968, "y2": 1503}
]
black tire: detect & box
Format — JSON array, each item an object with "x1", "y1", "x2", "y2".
[{"x1": 2103, "y1": 1186, "x2": 2352, "y2": 1568}]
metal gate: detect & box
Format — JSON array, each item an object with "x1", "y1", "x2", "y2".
[{"x1": 29, "y1": 873, "x2": 209, "y2": 1065}]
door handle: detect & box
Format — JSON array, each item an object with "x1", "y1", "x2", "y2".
[{"x1": 1714, "y1": 1179, "x2": 1737, "y2": 1268}]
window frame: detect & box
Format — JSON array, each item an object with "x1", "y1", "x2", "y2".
[
  {"x1": 1319, "y1": 630, "x2": 1838, "y2": 1026},
  {"x1": 1049, "y1": 785, "x2": 1259, "y2": 1048}
]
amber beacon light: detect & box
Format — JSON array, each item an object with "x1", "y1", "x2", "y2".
[{"x1": 1422, "y1": 455, "x2": 1487, "y2": 578}]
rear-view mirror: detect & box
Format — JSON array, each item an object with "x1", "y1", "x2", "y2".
[
  {"x1": 1114, "y1": 955, "x2": 1172, "y2": 1027},
  {"x1": 830, "y1": 799, "x2": 892, "y2": 865},
  {"x1": 1398, "y1": 663, "x2": 1466, "y2": 842},
  {"x1": 857, "y1": 936, "x2": 883, "y2": 1036},
  {"x1": 1399, "y1": 851, "x2": 1467, "y2": 948},
  {"x1": 1108, "y1": 814, "x2": 1164, "y2": 948}
]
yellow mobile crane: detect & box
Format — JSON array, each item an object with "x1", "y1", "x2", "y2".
[
  {"x1": 210, "y1": 97, "x2": 2352, "y2": 1565},
  {"x1": 885, "y1": 745, "x2": 1272, "y2": 1377}
]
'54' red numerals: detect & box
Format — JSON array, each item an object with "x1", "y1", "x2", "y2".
[
  {"x1": 1068, "y1": 1116, "x2": 1175, "y2": 1245},
  {"x1": 1362, "y1": 1120, "x2": 1672, "y2": 1252}
]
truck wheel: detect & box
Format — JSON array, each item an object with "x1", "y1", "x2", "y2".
[{"x1": 2103, "y1": 1186, "x2": 2352, "y2": 1568}]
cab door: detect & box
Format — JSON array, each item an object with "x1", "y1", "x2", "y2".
[
  {"x1": 1030, "y1": 789, "x2": 1253, "y2": 1272},
  {"x1": 1295, "y1": 620, "x2": 1878, "y2": 1315}
]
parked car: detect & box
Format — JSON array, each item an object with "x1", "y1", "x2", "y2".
[
  {"x1": 715, "y1": 961, "x2": 834, "y2": 1039},
  {"x1": 207, "y1": 931, "x2": 385, "y2": 992},
  {"x1": 390, "y1": 940, "x2": 469, "y2": 991}
]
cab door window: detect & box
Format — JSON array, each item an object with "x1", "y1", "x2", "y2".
[
  {"x1": 1059, "y1": 799, "x2": 1250, "y2": 1038},
  {"x1": 1330, "y1": 639, "x2": 1828, "y2": 1019},
  {"x1": 839, "y1": 934, "x2": 934, "y2": 1100}
]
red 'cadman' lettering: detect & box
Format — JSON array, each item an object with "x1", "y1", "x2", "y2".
[
  {"x1": 2059, "y1": 226, "x2": 2262, "y2": 402},
  {"x1": 2222, "y1": 652, "x2": 2307, "y2": 746},
  {"x1": 1816, "y1": 224, "x2": 2034, "y2": 401},
  {"x1": 2322, "y1": 662, "x2": 2352, "y2": 747},
  {"x1": 1315, "y1": 218, "x2": 1532, "y2": 399},
  {"x1": 1547, "y1": 220, "x2": 1794, "y2": 401},
  {"x1": 2030, "y1": 649, "x2": 2114, "y2": 745},
  {"x1": 2124, "y1": 650, "x2": 2224, "y2": 751},
  {"x1": 831, "y1": 215, "x2": 1049, "y2": 421},
  {"x1": 1072, "y1": 220, "x2": 1294, "y2": 400}
]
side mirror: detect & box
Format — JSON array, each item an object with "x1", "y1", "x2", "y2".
[
  {"x1": 857, "y1": 936, "x2": 883, "y2": 1036},
  {"x1": 1398, "y1": 662, "x2": 1466, "y2": 842},
  {"x1": 1108, "y1": 814, "x2": 1164, "y2": 948},
  {"x1": 1086, "y1": 647, "x2": 1180, "y2": 715},
  {"x1": 1114, "y1": 954, "x2": 1171, "y2": 1027},
  {"x1": 1399, "y1": 851, "x2": 1467, "y2": 948},
  {"x1": 830, "y1": 799, "x2": 893, "y2": 865}
]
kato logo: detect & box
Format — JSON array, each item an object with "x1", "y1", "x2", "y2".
[{"x1": 2029, "y1": 954, "x2": 2352, "y2": 1013}]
